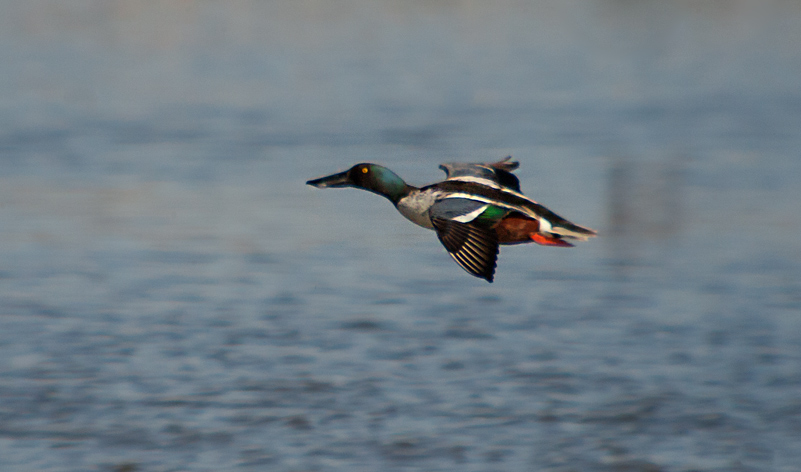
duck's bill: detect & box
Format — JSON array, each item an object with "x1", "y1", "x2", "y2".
[{"x1": 306, "y1": 171, "x2": 352, "y2": 188}]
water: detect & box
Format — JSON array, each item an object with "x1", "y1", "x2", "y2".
[{"x1": 1, "y1": 2, "x2": 800, "y2": 471}]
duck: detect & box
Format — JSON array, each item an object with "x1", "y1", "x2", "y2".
[{"x1": 306, "y1": 157, "x2": 596, "y2": 282}]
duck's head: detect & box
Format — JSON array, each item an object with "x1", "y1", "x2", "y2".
[{"x1": 306, "y1": 163, "x2": 411, "y2": 203}]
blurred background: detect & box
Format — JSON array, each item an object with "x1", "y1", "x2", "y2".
[{"x1": 1, "y1": 1, "x2": 800, "y2": 471}]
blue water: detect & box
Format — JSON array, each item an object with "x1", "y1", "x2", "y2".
[{"x1": 1, "y1": 2, "x2": 800, "y2": 471}]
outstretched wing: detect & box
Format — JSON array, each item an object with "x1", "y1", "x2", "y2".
[
  {"x1": 429, "y1": 198, "x2": 500, "y2": 282},
  {"x1": 439, "y1": 156, "x2": 521, "y2": 192}
]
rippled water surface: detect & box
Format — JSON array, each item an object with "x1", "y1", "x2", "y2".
[{"x1": 1, "y1": 2, "x2": 801, "y2": 471}]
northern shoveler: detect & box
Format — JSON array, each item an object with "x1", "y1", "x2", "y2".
[{"x1": 306, "y1": 157, "x2": 596, "y2": 282}]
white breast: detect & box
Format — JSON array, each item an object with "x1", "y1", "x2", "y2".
[{"x1": 396, "y1": 189, "x2": 442, "y2": 230}]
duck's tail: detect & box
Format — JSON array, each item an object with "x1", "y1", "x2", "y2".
[
  {"x1": 550, "y1": 220, "x2": 597, "y2": 242},
  {"x1": 531, "y1": 223, "x2": 596, "y2": 247},
  {"x1": 526, "y1": 202, "x2": 597, "y2": 244}
]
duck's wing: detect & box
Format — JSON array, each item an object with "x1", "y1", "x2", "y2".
[
  {"x1": 439, "y1": 156, "x2": 521, "y2": 192},
  {"x1": 428, "y1": 198, "x2": 500, "y2": 282}
]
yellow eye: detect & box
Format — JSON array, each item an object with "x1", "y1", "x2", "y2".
[{"x1": 361, "y1": 167, "x2": 369, "y2": 174}]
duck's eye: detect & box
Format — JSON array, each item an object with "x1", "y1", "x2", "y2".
[{"x1": 361, "y1": 167, "x2": 369, "y2": 174}]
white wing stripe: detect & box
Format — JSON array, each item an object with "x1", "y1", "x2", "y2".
[
  {"x1": 439, "y1": 193, "x2": 556, "y2": 232},
  {"x1": 440, "y1": 193, "x2": 520, "y2": 213},
  {"x1": 452, "y1": 204, "x2": 489, "y2": 223},
  {"x1": 447, "y1": 176, "x2": 502, "y2": 189}
]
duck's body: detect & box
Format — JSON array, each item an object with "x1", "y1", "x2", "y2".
[{"x1": 306, "y1": 157, "x2": 595, "y2": 282}]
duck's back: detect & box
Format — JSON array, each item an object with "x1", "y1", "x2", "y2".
[{"x1": 438, "y1": 157, "x2": 521, "y2": 192}]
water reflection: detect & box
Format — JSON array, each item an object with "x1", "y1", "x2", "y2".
[
  {"x1": 1, "y1": 2, "x2": 800, "y2": 472},
  {"x1": 605, "y1": 151, "x2": 688, "y2": 268}
]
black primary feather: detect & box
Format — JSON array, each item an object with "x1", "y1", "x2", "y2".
[{"x1": 431, "y1": 217, "x2": 499, "y2": 282}]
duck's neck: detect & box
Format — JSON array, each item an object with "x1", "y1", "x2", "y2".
[{"x1": 370, "y1": 167, "x2": 416, "y2": 205}]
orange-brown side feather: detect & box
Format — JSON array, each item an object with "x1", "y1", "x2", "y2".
[{"x1": 494, "y1": 214, "x2": 573, "y2": 247}]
